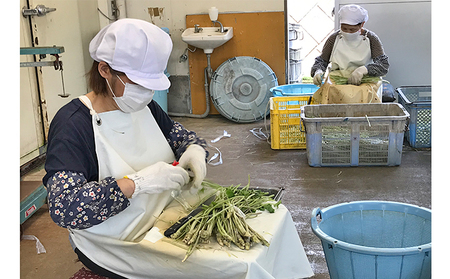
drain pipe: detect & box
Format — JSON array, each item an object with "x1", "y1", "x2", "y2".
[{"x1": 168, "y1": 54, "x2": 213, "y2": 118}]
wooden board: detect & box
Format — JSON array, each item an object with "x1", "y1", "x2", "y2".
[{"x1": 186, "y1": 12, "x2": 285, "y2": 115}]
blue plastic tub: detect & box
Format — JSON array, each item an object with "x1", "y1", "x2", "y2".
[
  {"x1": 270, "y1": 84, "x2": 319, "y2": 97},
  {"x1": 311, "y1": 201, "x2": 431, "y2": 279}
]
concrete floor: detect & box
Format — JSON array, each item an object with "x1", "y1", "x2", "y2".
[{"x1": 20, "y1": 115, "x2": 432, "y2": 279}]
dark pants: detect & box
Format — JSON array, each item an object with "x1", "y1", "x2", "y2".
[{"x1": 75, "y1": 248, "x2": 128, "y2": 279}]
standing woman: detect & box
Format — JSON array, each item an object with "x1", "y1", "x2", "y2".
[
  {"x1": 311, "y1": 4, "x2": 389, "y2": 103},
  {"x1": 43, "y1": 19, "x2": 208, "y2": 278}
]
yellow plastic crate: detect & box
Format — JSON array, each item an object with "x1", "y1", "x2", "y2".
[{"x1": 270, "y1": 96, "x2": 312, "y2": 149}]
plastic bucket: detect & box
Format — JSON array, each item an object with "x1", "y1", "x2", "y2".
[
  {"x1": 152, "y1": 69, "x2": 170, "y2": 113},
  {"x1": 153, "y1": 89, "x2": 168, "y2": 113},
  {"x1": 270, "y1": 84, "x2": 319, "y2": 97},
  {"x1": 311, "y1": 201, "x2": 431, "y2": 279},
  {"x1": 154, "y1": 27, "x2": 170, "y2": 113}
]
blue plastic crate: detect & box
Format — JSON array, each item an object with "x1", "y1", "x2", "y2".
[
  {"x1": 397, "y1": 86, "x2": 431, "y2": 148},
  {"x1": 270, "y1": 84, "x2": 319, "y2": 97},
  {"x1": 20, "y1": 184, "x2": 47, "y2": 224},
  {"x1": 311, "y1": 201, "x2": 431, "y2": 279}
]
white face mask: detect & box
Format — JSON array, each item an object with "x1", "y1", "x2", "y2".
[
  {"x1": 106, "y1": 75, "x2": 155, "y2": 113},
  {"x1": 341, "y1": 30, "x2": 361, "y2": 42}
]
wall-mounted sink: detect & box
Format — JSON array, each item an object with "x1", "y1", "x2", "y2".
[{"x1": 181, "y1": 27, "x2": 233, "y2": 54}]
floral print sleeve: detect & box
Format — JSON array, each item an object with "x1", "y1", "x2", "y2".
[
  {"x1": 167, "y1": 121, "x2": 209, "y2": 161},
  {"x1": 47, "y1": 171, "x2": 130, "y2": 229}
]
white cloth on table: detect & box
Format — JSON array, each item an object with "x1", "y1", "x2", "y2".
[{"x1": 72, "y1": 204, "x2": 314, "y2": 279}]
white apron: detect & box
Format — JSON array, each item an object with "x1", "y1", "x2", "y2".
[
  {"x1": 70, "y1": 96, "x2": 174, "y2": 261},
  {"x1": 330, "y1": 31, "x2": 371, "y2": 72},
  {"x1": 69, "y1": 96, "x2": 314, "y2": 279}
]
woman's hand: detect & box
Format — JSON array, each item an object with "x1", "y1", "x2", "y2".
[
  {"x1": 124, "y1": 162, "x2": 190, "y2": 198},
  {"x1": 313, "y1": 70, "x2": 324, "y2": 86},
  {"x1": 348, "y1": 66, "x2": 368, "y2": 85},
  {"x1": 178, "y1": 144, "x2": 207, "y2": 190}
]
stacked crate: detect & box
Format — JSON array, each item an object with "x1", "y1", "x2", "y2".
[
  {"x1": 397, "y1": 86, "x2": 432, "y2": 148},
  {"x1": 269, "y1": 84, "x2": 318, "y2": 149}
]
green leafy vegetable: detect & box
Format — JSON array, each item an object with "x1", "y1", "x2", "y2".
[
  {"x1": 330, "y1": 74, "x2": 381, "y2": 85},
  {"x1": 169, "y1": 179, "x2": 281, "y2": 262}
]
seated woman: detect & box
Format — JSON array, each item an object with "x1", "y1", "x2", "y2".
[
  {"x1": 311, "y1": 4, "x2": 389, "y2": 104},
  {"x1": 44, "y1": 18, "x2": 313, "y2": 279}
]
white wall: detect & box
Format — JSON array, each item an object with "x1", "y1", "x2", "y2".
[
  {"x1": 123, "y1": 0, "x2": 284, "y2": 76},
  {"x1": 77, "y1": 1, "x2": 101, "y2": 84}
]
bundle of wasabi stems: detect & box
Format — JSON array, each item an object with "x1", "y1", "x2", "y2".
[
  {"x1": 329, "y1": 70, "x2": 382, "y2": 85},
  {"x1": 169, "y1": 180, "x2": 281, "y2": 262}
]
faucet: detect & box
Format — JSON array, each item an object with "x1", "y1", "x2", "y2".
[
  {"x1": 194, "y1": 24, "x2": 203, "y2": 33},
  {"x1": 212, "y1": 20, "x2": 224, "y2": 33}
]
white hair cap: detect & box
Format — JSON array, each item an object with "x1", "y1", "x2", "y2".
[
  {"x1": 339, "y1": 4, "x2": 369, "y2": 25},
  {"x1": 89, "y1": 18, "x2": 172, "y2": 91}
]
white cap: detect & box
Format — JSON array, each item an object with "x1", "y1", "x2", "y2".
[
  {"x1": 89, "y1": 18, "x2": 172, "y2": 90},
  {"x1": 339, "y1": 4, "x2": 369, "y2": 26}
]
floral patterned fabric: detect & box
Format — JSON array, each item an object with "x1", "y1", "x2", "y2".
[
  {"x1": 70, "y1": 267, "x2": 110, "y2": 279},
  {"x1": 169, "y1": 122, "x2": 208, "y2": 160},
  {"x1": 44, "y1": 98, "x2": 208, "y2": 230},
  {"x1": 47, "y1": 171, "x2": 128, "y2": 229}
]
